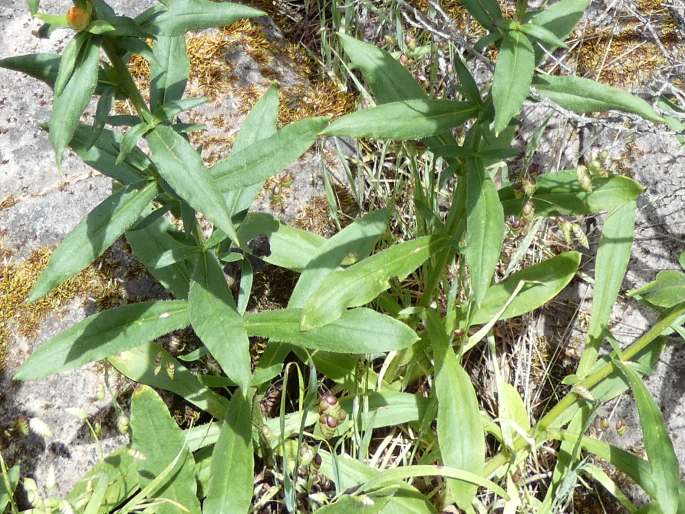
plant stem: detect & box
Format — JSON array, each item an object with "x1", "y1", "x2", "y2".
[
  {"x1": 483, "y1": 302, "x2": 685, "y2": 477},
  {"x1": 102, "y1": 39, "x2": 154, "y2": 124}
]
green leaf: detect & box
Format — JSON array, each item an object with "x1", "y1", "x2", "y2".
[
  {"x1": 141, "y1": 0, "x2": 265, "y2": 36},
  {"x1": 211, "y1": 117, "x2": 329, "y2": 192},
  {"x1": 499, "y1": 171, "x2": 644, "y2": 216},
  {"x1": 498, "y1": 383, "x2": 530, "y2": 450},
  {"x1": 70, "y1": 125, "x2": 148, "y2": 184},
  {"x1": 629, "y1": 271, "x2": 685, "y2": 309},
  {"x1": 322, "y1": 99, "x2": 479, "y2": 140},
  {"x1": 679, "y1": 251, "x2": 685, "y2": 271},
  {"x1": 28, "y1": 180, "x2": 159, "y2": 302},
  {"x1": 454, "y1": 55, "x2": 482, "y2": 105},
  {"x1": 189, "y1": 252, "x2": 251, "y2": 390},
  {"x1": 0, "y1": 53, "x2": 61, "y2": 87},
  {"x1": 204, "y1": 391, "x2": 254, "y2": 514},
  {"x1": 534, "y1": 75, "x2": 664, "y2": 124},
  {"x1": 427, "y1": 311, "x2": 485, "y2": 511},
  {"x1": 55, "y1": 33, "x2": 88, "y2": 96},
  {"x1": 86, "y1": 16, "x2": 146, "y2": 37},
  {"x1": 223, "y1": 84, "x2": 279, "y2": 216},
  {"x1": 150, "y1": 36, "x2": 189, "y2": 112},
  {"x1": 49, "y1": 37, "x2": 101, "y2": 168},
  {"x1": 0, "y1": 464, "x2": 19, "y2": 514},
  {"x1": 530, "y1": 0, "x2": 590, "y2": 55},
  {"x1": 235, "y1": 212, "x2": 325, "y2": 272},
  {"x1": 517, "y1": 23, "x2": 568, "y2": 48},
  {"x1": 146, "y1": 124, "x2": 239, "y2": 245},
  {"x1": 15, "y1": 300, "x2": 189, "y2": 380},
  {"x1": 290, "y1": 208, "x2": 390, "y2": 307},
  {"x1": 109, "y1": 343, "x2": 229, "y2": 419},
  {"x1": 316, "y1": 495, "x2": 391, "y2": 514},
  {"x1": 577, "y1": 201, "x2": 636, "y2": 377},
  {"x1": 471, "y1": 251, "x2": 581, "y2": 325},
  {"x1": 492, "y1": 30, "x2": 535, "y2": 135},
  {"x1": 244, "y1": 308, "x2": 419, "y2": 353},
  {"x1": 26, "y1": 0, "x2": 39, "y2": 14},
  {"x1": 301, "y1": 235, "x2": 452, "y2": 330},
  {"x1": 67, "y1": 449, "x2": 139, "y2": 514},
  {"x1": 117, "y1": 122, "x2": 152, "y2": 164},
  {"x1": 338, "y1": 33, "x2": 426, "y2": 103},
  {"x1": 127, "y1": 215, "x2": 194, "y2": 298},
  {"x1": 131, "y1": 385, "x2": 201, "y2": 514},
  {"x1": 86, "y1": 88, "x2": 115, "y2": 149},
  {"x1": 465, "y1": 158, "x2": 505, "y2": 306},
  {"x1": 614, "y1": 361, "x2": 680, "y2": 514},
  {"x1": 460, "y1": 0, "x2": 502, "y2": 30}
]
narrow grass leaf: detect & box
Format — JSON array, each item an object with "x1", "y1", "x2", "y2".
[
  {"x1": 614, "y1": 361, "x2": 680, "y2": 514},
  {"x1": 49, "y1": 36, "x2": 101, "y2": 168},
  {"x1": 534, "y1": 75, "x2": 664, "y2": 123},
  {"x1": 141, "y1": 0, "x2": 265, "y2": 36},
  {"x1": 147, "y1": 125, "x2": 239, "y2": 244},
  {"x1": 322, "y1": 99, "x2": 479, "y2": 140},
  {"x1": 471, "y1": 251, "x2": 581, "y2": 324},
  {"x1": 15, "y1": 300, "x2": 189, "y2": 380},
  {"x1": 150, "y1": 35, "x2": 189, "y2": 112},
  {"x1": 492, "y1": 31, "x2": 535, "y2": 135},
  {"x1": 427, "y1": 311, "x2": 485, "y2": 511},
  {"x1": 83, "y1": 473, "x2": 110, "y2": 514},
  {"x1": 204, "y1": 391, "x2": 254, "y2": 514},
  {"x1": 245, "y1": 308, "x2": 418, "y2": 353},
  {"x1": 0, "y1": 464, "x2": 19, "y2": 513},
  {"x1": 131, "y1": 385, "x2": 200, "y2": 514},
  {"x1": 189, "y1": 252, "x2": 251, "y2": 390},
  {"x1": 109, "y1": 343, "x2": 229, "y2": 419},
  {"x1": 577, "y1": 201, "x2": 636, "y2": 377},
  {"x1": 28, "y1": 180, "x2": 159, "y2": 302},
  {"x1": 465, "y1": 158, "x2": 505, "y2": 306},
  {"x1": 211, "y1": 117, "x2": 329, "y2": 192},
  {"x1": 301, "y1": 235, "x2": 452, "y2": 330},
  {"x1": 582, "y1": 464, "x2": 637, "y2": 513}
]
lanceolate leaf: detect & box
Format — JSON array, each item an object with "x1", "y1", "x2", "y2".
[
  {"x1": 15, "y1": 300, "x2": 189, "y2": 380},
  {"x1": 189, "y1": 252, "x2": 251, "y2": 390},
  {"x1": 54, "y1": 32, "x2": 88, "y2": 96},
  {"x1": 427, "y1": 311, "x2": 485, "y2": 511},
  {"x1": 499, "y1": 171, "x2": 644, "y2": 216},
  {"x1": 150, "y1": 35, "x2": 189, "y2": 112},
  {"x1": 211, "y1": 117, "x2": 329, "y2": 192},
  {"x1": 130, "y1": 386, "x2": 201, "y2": 514},
  {"x1": 460, "y1": 0, "x2": 502, "y2": 30},
  {"x1": 614, "y1": 361, "x2": 680, "y2": 514},
  {"x1": 141, "y1": 0, "x2": 265, "y2": 36},
  {"x1": 290, "y1": 208, "x2": 390, "y2": 307},
  {"x1": 465, "y1": 158, "x2": 505, "y2": 307},
  {"x1": 49, "y1": 36, "x2": 101, "y2": 168},
  {"x1": 204, "y1": 391, "x2": 254, "y2": 514},
  {"x1": 223, "y1": 84, "x2": 279, "y2": 217},
  {"x1": 471, "y1": 252, "x2": 581, "y2": 325},
  {"x1": 530, "y1": 0, "x2": 589, "y2": 57},
  {"x1": 300, "y1": 235, "x2": 452, "y2": 330},
  {"x1": 127, "y1": 215, "x2": 194, "y2": 298},
  {"x1": 337, "y1": 33, "x2": 425, "y2": 103},
  {"x1": 146, "y1": 124, "x2": 239, "y2": 244},
  {"x1": 322, "y1": 99, "x2": 479, "y2": 140},
  {"x1": 534, "y1": 75, "x2": 664, "y2": 124},
  {"x1": 577, "y1": 201, "x2": 636, "y2": 377},
  {"x1": 28, "y1": 180, "x2": 159, "y2": 302},
  {"x1": 629, "y1": 270, "x2": 685, "y2": 309},
  {"x1": 109, "y1": 343, "x2": 229, "y2": 419},
  {"x1": 244, "y1": 308, "x2": 419, "y2": 353},
  {"x1": 492, "y1": 31, "x2": 535, "y2": 135}
]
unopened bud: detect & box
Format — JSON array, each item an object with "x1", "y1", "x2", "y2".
[
  {"x1": 522, "y1": 178, "x2": 536, "y2": 197},
  {"x1": 66, "y1": 5, "x2": 92, "y2": 31},
  {"x1": 117, "y1": 414, "x2": 130, "y2": 435},
  {"x1": 576, "y1": 165, "x2": 592, "y2": 192}
]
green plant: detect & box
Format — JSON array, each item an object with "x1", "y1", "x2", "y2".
[{"x1": 2, "y1": 0, "x2": 684, "y2": 512}]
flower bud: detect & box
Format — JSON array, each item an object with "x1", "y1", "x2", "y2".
[
  {"x1": 576, "y1": 165, "x2": 592, "y2": 193},
  {"x1": 67, "y1": 4, "x2": 92, "y2": 31},
  {"x1": 117, "y1": 414, "x2": 130, "y2": 435}
]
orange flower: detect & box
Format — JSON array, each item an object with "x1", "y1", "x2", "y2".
[{"x1": 66, "y1": 5, "x2": 92, "y2": 31}]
